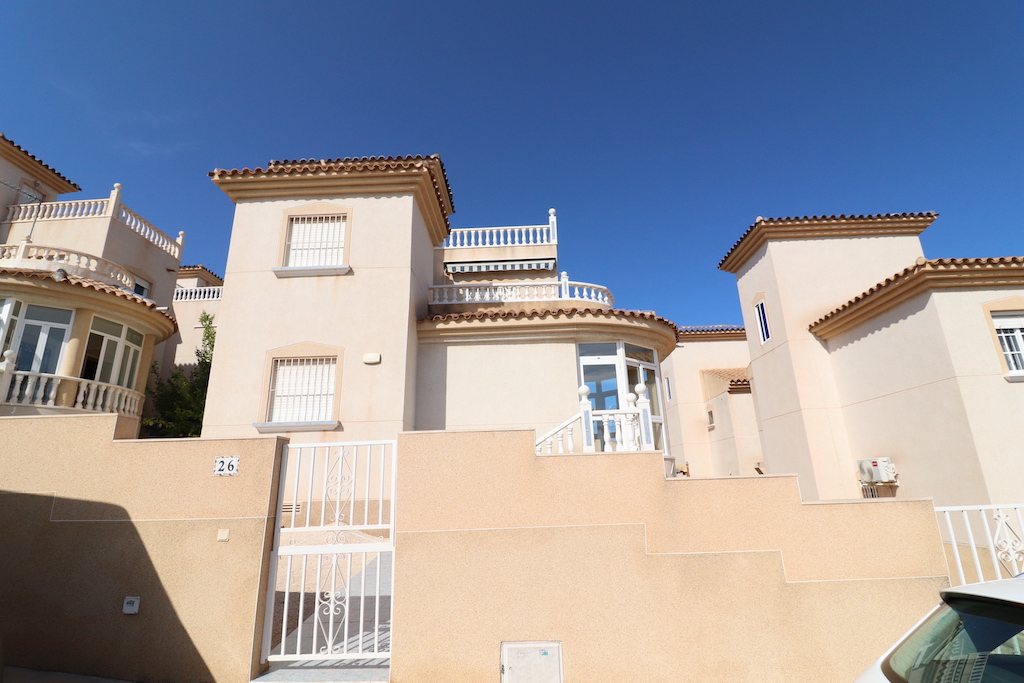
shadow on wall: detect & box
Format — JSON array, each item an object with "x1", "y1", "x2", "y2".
[{"x1": 0, "y1": 491, "x2": 213, "y2": 682}]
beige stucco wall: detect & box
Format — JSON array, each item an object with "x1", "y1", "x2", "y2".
[
  {"x1": 660, "y1": 339, "x2": 755, "y2": 477},
  {"x1": 155, "y1": 297, "x2": 220, "y2": 374},
  {"x1": 414, "y1": 340, "x2": 580, "y2": 433},
  {"x1": 0, "y1": 413, "x2": 283, "y2": 683},
  {"x1": 392, "y1": 429, "x2": 950, "y2": 682},
  {"x1": 826, "y1": 286, "x2": 1024, "y2": 506},
  {"x1": 202, "y1": 193, "x2": 428, "y2": 443},
  {"x1": 734, "y1": 235, "x2": 925, "y2": 500}
]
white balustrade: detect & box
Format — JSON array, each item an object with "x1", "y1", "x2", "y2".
[
  {"x1": 0, "y1": 368, "x2": 144, "y2": 417},
  {"x1": 535, "y1": 384, "x2": 656, "y2": 455},
  {"x1": 74, "y1": 378, "x2": 145, "y2": 416},
  {"x1": 441, "y1": 208, "x2": 559, "y2": 248},
  {"x1": 430, "y1": 272, "x2": 614, "y2": 307},
  {"x1": 4, "y1": 184, "x2": 182, "y2": 260},
  {"x1": 0, "y1": 241, "x2": 135, "y2": 290},
  {"x1": 5, "y1": 198, "x2": 109, "y2": 223},
  {"x1": 173, "y1": 286, "x2": 223, "y2": 302},
  {"x1": 936, "y1": 504, "x2": 1024, "y2": 586},
  {"x1": 115, "y1": 205, "x2": 182, "y2": 259}
]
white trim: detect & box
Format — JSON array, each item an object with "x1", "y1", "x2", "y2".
[
  {"x1": 252, "y1": 421, "x2": 340, "y2": 433},
  {"x1": 754, "y1": 300, "x2": 771, "y2": 344},
  {"x1": 272, "y1": 265, "x2": 351, "y2": 278},
  {"x1": 1004, "y1": 372, "x2": 1024, "y2": 383}
]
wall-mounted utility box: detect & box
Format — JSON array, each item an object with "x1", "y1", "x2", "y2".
[
  {"x1": 858, "y1": 457, "x2": 898, "y2": 484},
  {"x1": 501, "y1": 641, "x2": 563, "y2": 683}
]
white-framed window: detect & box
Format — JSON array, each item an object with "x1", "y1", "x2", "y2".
[
  {"x1": 11, "y1": 303, "x2": 73, "y2": 374},
  {"x1": 285, "y1": 215, "x2": 346, "y2": 268},
  {"x1": 80, "y1": 316, "x2": 144, "y2": 389},
  {"x1": 754, "y1": 300, "x2": 771, "y2": 344},
  {"x1": 132, "y1": 276, "x2": 152, "y2": 298},
  {"x1": 993, "y1": 313, "x2": 1024, "y2": 376},
  {"x1": 577, "y1": 341, "x2": 665, "y2": 450},
  {"x1": 267, "y1": 357, "x2": 337, "y2": 423}
]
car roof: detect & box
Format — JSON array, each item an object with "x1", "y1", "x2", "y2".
[{"x1": 941, "y1": 576, "x2": 1024, "y2": 606}]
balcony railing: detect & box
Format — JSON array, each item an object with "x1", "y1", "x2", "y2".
[
  {"x1": 0, "y1": 241, "x2": 136, "y2": 290},
  {"x1": 4, "y1": 184, "x2": 183, "y2": 260},
  {"x1": 430, "y1": 272, "x2": 613, "y2": 307},
  {"x1": 936, "y1": 504, "x2": 1024, "y2": 586},
  {"x1": 173, "y1": 286, "x2": 223, "y2": 302},
  {"x1": 1, "y1": 368, "x2": 144, "y2": 418},
  {"x1": 441, "y1": 209, "x2": 558, "y2": 248},
  {"x1": 536, "y1": 384, "x2": 655, "y2": 455}
]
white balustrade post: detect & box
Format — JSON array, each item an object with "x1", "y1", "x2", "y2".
[
  {"x1": 0, "y1": 349, "x2": 16, "y2": 402},
  {"x1": 548, "y1": 208, "x2": 558, "y2": 243},
  {"x1": 635, "y1": 383, "x2": 655, "y2": 450},
  {"x1": 559, "y1": 271, "x2": 569, "y2": 300},
  {"x1": 579, "y1": 385, "x2": 596, "y2": 453},
  {"x1": 108, "y1": 183, "x2": 123, "y2": 218}
]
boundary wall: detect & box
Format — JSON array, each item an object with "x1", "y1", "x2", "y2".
[
  {"x1": 392, "y1": 430, "x2": 951, "y2": 682},
  {"x1": 0, "y1": 413, "x2": 283, "y2": 683}
]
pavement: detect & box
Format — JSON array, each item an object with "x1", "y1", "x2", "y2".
[{"x1": 4, "y1": 663, "x2": 389, "y2": 683}]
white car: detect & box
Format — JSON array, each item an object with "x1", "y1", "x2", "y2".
[{"x1": 857, "y1": 577, "x2": 1024, "y2": 682}]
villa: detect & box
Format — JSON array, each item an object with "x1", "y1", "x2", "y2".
[{"x1": 0, "y1": 135, "x2": 1019, "y2": 682}]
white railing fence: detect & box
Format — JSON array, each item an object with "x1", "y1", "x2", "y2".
[
  {"x1": 0, "y1": 241, "x2": 136, "y2": 290},
  {"x1": 0, "y1": 362, "x2": 144, "y2": 418},
  {"x1": 536, "y1": 384, "x2": 655, "y2": 455},
  {"x1": 173, "y1": 286, "x2": 223, "y2": 302},
  {"x1": 263, "y1": 441, "x2": 396, "y2": 663},
  {"x1": 936, "y1": 504, "x2": 1024, "y2": 586},
  {"x1": 430, "y1": 272, "x2": 614, "y2": 307},
  {"x1": 441, "y1": 208, "x2": 558, "y2": 248},
  {"x1": 4, "y1": 184, "x2": 183, "y2": 260}
]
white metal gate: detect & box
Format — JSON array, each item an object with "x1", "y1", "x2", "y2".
[
  {"x1": 261, "y1": 441, "x2": 396, "y2": 662},
  {"x1": 936, "y1": 504, "x2": 1024, "y2": 586}
]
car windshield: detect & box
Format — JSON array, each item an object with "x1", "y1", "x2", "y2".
[{"x1": 884, "y1": 595, "x2": 1024, "y2": 682}]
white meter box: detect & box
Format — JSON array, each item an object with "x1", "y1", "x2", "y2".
[{"x1": 501, "y1": 642, "x2": 563, "y2": 683}]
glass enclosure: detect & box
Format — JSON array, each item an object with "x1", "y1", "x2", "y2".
[{"x1": 578, "y1": 340, "x2": 665, "y2": 451}]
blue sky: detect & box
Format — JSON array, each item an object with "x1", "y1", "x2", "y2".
[{"x1": 2, "y1": 1, "x2": 1021, "y2": 326}]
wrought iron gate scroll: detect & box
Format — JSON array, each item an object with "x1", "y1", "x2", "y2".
[{"x1": 261, "y1": 441, "x2": 396, "y2": 662}]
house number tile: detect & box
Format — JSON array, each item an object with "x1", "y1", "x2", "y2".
[{"x1": 214, "y1": 456, "x2": 240, "y2": 476}]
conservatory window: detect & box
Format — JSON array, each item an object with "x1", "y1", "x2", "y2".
[{"x1": 80, "y1": 317, "x2": 144, "y2": 389}]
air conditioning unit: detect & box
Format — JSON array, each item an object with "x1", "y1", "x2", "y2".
[{"x1": 858, "y1": 457, "x2": 898, "y2": 484}]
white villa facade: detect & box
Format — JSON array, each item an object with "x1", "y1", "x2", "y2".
[{"x1": 1, "y1": 136, "x2": 1021, "y2": 683}]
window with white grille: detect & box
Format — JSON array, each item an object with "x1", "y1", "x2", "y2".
[
  {"x1": 267, "y1": 357, "x2": 337, "y2": 423},
  {"x1": 285, "y1": 215, "x2": 346, "y2": 268},
  {"x1": 994, "y1": 314, "x2": 1024, "y2": 373}
]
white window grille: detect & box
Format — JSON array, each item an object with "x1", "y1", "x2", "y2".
[
  {"x1": 754, "y1": 300, "x2": 771, "y2": 344},
  {"x1": 993, "y1": 314, "x2": 1024, "y2": 372},
  {"x1": 285, "y1": 215, "x2": 346, "y2": 268},
  {"x1": 267, "y1": 357, "x2": 337, "y2": 423}
]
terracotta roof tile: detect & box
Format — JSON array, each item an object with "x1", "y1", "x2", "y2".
[
  {"x1": 702, "y1": 367, "x2": 749, "y2": 382},
  {"x1": 210, "y1": 154, "x2": 454, "y2": 216},
  {"x1": 179, "y1": 264, "x2": 224, "y2": 284},
  {"x1": 810, "y1": 256, "x2": 1024, "y2": 338},
  {"x1": 676, "y1": 325, "x2": 746, "y2": 342},
  {"x1": 719, "y1": 212, "x2": 938, "y2": 271},
  {"x1": 0, "y1": 267, "x2": 176, "y2": 325},
  {"x1": 0, "y1": 133, "x2": 80, "y2": 191},
  {"x1": 422, "y1": 306, "x2": 678, "y2": 330}
]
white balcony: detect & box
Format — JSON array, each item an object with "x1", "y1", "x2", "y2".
[
  {"x1": 1, "y1": 369, "x2": 145, "y2": 417},
  {"x1": 441, "y1": 209, "x2": 558, "y2": 248},
  {"x1": 0, "y1": 241, "x2": 137, "y2": 291},
  {"x1": 429, "y1": 272, "x2": 614, "y2": 308},
  {"x1": 5, "y1": 191, "x2": 183, "y2": 260},
  {"x1": 173, "y1": 286, "x2": 223, "y2": 302}
]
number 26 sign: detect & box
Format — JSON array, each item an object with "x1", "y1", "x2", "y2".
[{"x1": 214, "y1": 456, "x2": 240, "y2": 476}]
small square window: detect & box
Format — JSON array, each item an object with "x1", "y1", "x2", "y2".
[
  {"x1": 993, "y1": 313, "x2": 1024, "y2": 375},
  {"x1": 285, "y1": 215, "x2": 346, "y2": 268},
  {"x1": 267, "y1": 357, "x2": 337, "y2": 423}
]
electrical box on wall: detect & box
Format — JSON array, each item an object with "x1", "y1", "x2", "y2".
[
  {"x1": 858, "y1": 457, "x2": 898, "y2": 484},
  {"x1": 501, "y1": 642, "x2": 563, "y2": 683}
]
